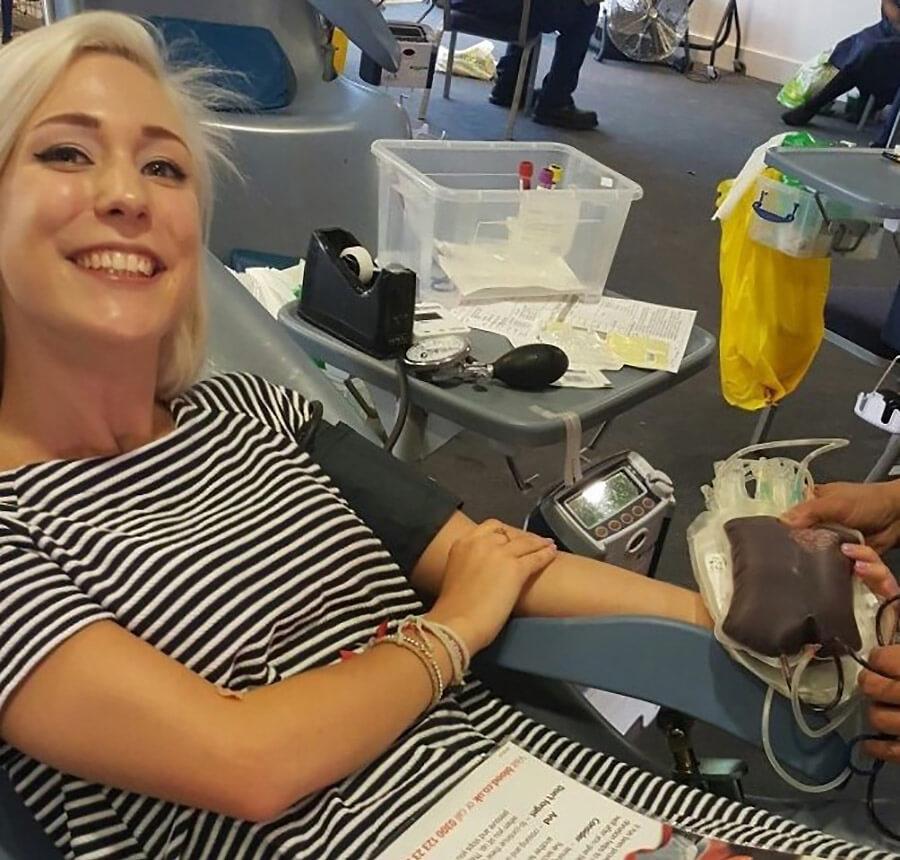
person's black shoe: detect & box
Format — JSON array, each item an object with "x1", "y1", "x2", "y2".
[
  {"x1": 781, "y1": 104, "x2": 817, "y2": 126},
  {"x1": 533, "y1": 103, "x2": 598, "y2": 131},
  {"x1": 489, "y1": 87, "x2": 538, "y2": 110}
]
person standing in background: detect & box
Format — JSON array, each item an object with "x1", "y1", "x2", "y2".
[{"x1": 450, "y1": 0, "x2": 601, "y2": 130}]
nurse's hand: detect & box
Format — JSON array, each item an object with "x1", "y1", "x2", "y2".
[
  {"x1": 860, "y1": 646, "x2": 900, "y2": 764},
  {"x1": 783, "y1": 480, "x2": 900, "y2": 553},
  {"x1": 840, "y1": 542, "x2": 900, "y2": 601},
  {"x1": 839, "y1": 543, "x2": 900, "y2": 764},
  {"x1": 427, "y1": 519, "x2": 557, "y2": 655}
]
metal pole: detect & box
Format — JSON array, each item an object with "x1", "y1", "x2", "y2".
[{"x1": 750, "y1": 405, "x2": 777, "y2": 446}]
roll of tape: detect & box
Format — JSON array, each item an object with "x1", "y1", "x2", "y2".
[{"x1": 340, "y1": 246, "x2": 375, "y2": 286}]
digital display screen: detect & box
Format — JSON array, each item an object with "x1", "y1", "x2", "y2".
[{"x1": 565, "y1": 471, "x2": 642, "y2": 530}]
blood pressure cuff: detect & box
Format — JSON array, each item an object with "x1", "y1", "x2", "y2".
[
  {"x1": 722, "y1": 516, "x2": 861, "y2": 658},
  {"x1": 309, "y1": 422, "x2": 462, "y2": 573}
]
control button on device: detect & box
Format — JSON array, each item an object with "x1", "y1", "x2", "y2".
[
  {"x1": 595, "y1": 527, "x2": 608, "y2": 539},
  {"x1": 632, "y1": 506, "x2": 645, "y2": 519},
  {"x1": 621, "y1": 512, "x2": 633, "y2": 525},
  {"x1": 643, "y1": 497, "x2": 655, "y2": 510},
  {"x1": 609, "y1": 520, "x2": 622, "y2": 532}
]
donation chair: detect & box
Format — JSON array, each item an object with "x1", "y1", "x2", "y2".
[
  {"x1": 46, "y1": 0, "x2": 410, "y2": 262},
  {"x1": 0, "y1": 257, "x2": 869, "y2": 860},
  {"x1": 438, "y1": 0, "x2": 542, "y2": 140}
]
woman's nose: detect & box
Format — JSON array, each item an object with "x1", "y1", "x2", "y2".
[{"x1": 94, "y1": 160, "x2": 149, "y2": 225}]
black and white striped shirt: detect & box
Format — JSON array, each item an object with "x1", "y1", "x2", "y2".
[{"x1": 0, "y1": 373, "x2": 889, "y2": 859}]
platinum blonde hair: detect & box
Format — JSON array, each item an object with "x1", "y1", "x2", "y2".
[{"x1": 0, "y1": 11, "x2": 238, "y2": 399}]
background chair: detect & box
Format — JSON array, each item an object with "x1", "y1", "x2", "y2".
[
  {"x1": 45, "y1": 0, "x2": 410, "y2": 262},
  {"x1": 438, "y1": 0, "x2": 541, "y2": 140}
]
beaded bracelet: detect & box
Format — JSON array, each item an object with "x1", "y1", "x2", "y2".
[
  {"x1": 374, "y1": 636, "x2": 444, "y2": 708},
  {"x1": 340, "y1": 616, "x2": 471, "y2": 707},
  {"x1": 399, "y1": 616, "x2": 471, "y2": 687}
]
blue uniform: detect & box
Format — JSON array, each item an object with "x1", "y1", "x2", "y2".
[
  {"x1": 830, "y1": 12, "x2": 900, "y2": 109},
  {"x1": 449, "y1": 0, "x2": 600, "y2": 109}
]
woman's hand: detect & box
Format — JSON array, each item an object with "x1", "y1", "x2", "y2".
[
  {"x1": 426, "y1": 519, "x2": 557, "y2": 655},
  {"x1": 783, "y1": 481, "x2": 900, "y2": 553},
  {"x1": 840, "y1": 543, "x2": 900, "y2": 765}
]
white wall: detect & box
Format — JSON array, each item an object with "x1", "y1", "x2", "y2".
[{"x1": 691, "y1": 0, "x2": 881, "y2": 83}]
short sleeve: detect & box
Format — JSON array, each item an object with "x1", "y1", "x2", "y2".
[
  {"x1": 309, "y1": 423, "x2": 462, "y2": 573},
  {"x1": 175, "y1": 372, "x2": 320, "y2": 449},
  {"x1": 0, "y1": 518, "x2": 114, "y2": 713}
]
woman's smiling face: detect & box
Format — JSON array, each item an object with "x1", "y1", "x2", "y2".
[{"x1": 0, "y1": 50, "x2": 202, "y2": 356}]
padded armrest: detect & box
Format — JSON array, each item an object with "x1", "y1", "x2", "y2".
[{"x1": 482, "y1": 616, "x2": 849, "y2": 784}]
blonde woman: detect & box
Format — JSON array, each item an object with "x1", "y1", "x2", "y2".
[{"x1": 0, "y1": 12, "x2": 884, "y2": 859}]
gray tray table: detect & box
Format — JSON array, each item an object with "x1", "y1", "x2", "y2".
[
  {"x1": 765, "y1": 147, "x2": 900, "y2": 224},
  {"x1": 278, "y1": 300, "x2": 715, "y2": 462}
]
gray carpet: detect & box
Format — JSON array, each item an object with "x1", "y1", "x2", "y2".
[{"x1": 354, "y1": 8, "x2": 900, "y2": 841}]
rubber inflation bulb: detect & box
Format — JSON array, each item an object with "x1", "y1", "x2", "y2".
[
  {"x1": 492, "y1": 344, "x2": 569, "y2": 390},
  {"x1": 340, "y1": 245, "x2": 375, "y2": 285}
]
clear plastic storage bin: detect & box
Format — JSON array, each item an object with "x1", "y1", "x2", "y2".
[
  {"x1": 748, "y1": 174, "x2": 883, "y2": 260},
  {"x1": 372, "y1": 140, "x2": 643, "y2": 304}
]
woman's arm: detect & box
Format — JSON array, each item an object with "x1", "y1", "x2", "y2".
[
  {"x1": 411, "y1": 512, "x2": 713, "y2": 629},
  {"x1": 1, "y1": 620, "x2": 454, "y2": 823},
  {"x1": 0, "y1": 524, "x2": 555, "y2": 823}
]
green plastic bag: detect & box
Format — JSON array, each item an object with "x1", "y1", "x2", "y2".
[{"x1": 777, "y1": 52, "x2": 838, "y2": 109}]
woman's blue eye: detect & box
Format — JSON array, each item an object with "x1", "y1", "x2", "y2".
[
  {"x1": 144, "y1": 160, "x2": 187, "y2": 181},
  {"x1": 34, "y1": 145, "x2": 91, "y2": 165}
]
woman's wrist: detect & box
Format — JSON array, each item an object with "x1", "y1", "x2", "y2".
[{"x1": 424, "y1": 609, "x2": 482, "y2": 657}]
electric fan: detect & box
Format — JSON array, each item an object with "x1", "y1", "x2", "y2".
[{"x1": 606, "y1": 0, "x2": 691, "y2": 64}]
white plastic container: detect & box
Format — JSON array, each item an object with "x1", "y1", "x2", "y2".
[
  {"x1": 372, "y1": 140, "x2": 643, "y2": 304},
  {"x1": 749, "y1": 174, "x2": 883, "y2": 260}
]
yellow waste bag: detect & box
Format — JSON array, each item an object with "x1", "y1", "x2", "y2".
[{"x1": 717, "y1": 176, "x2": 831, "y2": 411}]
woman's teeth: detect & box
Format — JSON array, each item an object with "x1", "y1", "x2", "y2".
[{"x1": 74, "y1": 251, "x2": 157, "y2": 277}]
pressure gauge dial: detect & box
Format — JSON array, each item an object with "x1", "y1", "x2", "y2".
[{"x1": 404, "y1": 336, "x2": 470, "y2": 373}]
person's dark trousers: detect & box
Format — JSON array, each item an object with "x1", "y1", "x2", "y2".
[
  {"x1": 453, "y1": 0, "x2": 600, "y2": 110},
  {"x1": 1, "y1": 0, "x2": 12, "y2": 44}
]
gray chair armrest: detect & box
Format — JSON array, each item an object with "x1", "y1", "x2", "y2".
[
  {"x1": 308, "y1": 0, "x2": 401, "y2": 71},
  {"x1": 482, "y1": 616, "x2": 849, "y2": 784}
]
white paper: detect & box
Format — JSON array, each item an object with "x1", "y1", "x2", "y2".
[
  {"x1": 229, "y1": 263, "x2": 305, "y2": 318},
  {"x1": 552, "y1": 368, "x2": 612, "y2": 389},
  {"x1": 508, "y1": 191, "x2": 581, "y2": 259},
  {"x1": 567, "y1": 297, "x2": 696, "y2": 374},
  {"x1": 377, "y1": 743, "x2": 816, "y2": 860},
  {"x1": 452, "y1": 300, "x2": 570, "y2": 348},
  {"x1": 436, "y1": 241, "x2": 585, "y2": 299},
  {"x1": 376, "y1": 742, "x2": 665, "y2": 860}
]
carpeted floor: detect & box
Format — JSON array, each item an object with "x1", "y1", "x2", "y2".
[{"x1": 356, "y1": 6, "x2": 900, "y2": 824}]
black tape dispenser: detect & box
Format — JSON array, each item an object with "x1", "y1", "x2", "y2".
[{"x1": 299, "y1": 228, "x2": 416, "y2": 359}]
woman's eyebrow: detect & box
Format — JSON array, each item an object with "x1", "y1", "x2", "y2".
[{"x1": 32, "y1": 113, "x2": 188, "y2": 148}]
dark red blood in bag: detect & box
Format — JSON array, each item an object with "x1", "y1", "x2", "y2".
[{"x1": 722, "y1": 516, "x2": 862, "y2": 658}]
